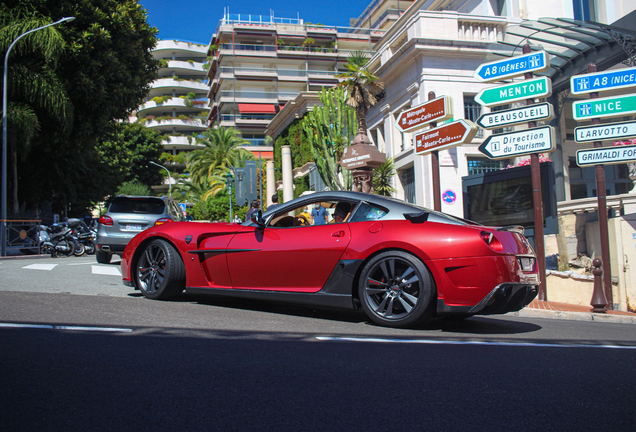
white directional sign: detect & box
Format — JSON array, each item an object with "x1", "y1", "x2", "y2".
[
  {"x1": 570, "y1": 66, "x2": 636, "y2": 95},
  {"x1": 478, "y1": 126, "x2": 555, "y2": 160},
  {"x1": 476, "y1": 102, "x2": 554, "y2": 130},
  {"x1": 474, "y1": 51, "x2": 550, "y2": 83},
  {"x1": 574, "y1": 120, "x2": 636, "y2": 143},
  {"x1": 474, "y1": 77, "x2": 552, "y2": 107},
  {"x1": 576, "y1": 144, "x2": 636, "y2": 167}
]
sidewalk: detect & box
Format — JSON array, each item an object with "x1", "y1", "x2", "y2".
[{"x1": 515, "y1": 299, "x2": 636, "y2": 324}]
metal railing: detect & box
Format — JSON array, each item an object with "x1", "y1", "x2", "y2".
[{"x1": 1, "y1": 219, "x2": 42, "y2": 256}]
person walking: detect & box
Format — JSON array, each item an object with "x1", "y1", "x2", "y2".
[
  {"x1": 311, "y1": 203, "x2": 328, "y2": 225},
  {"x1": 245, "y1": 200, "x2": 260, "y2": 222}
]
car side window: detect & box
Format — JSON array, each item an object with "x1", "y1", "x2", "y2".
[{"x1": 348, "y1": 202, "x2": 388, "y2": 223}]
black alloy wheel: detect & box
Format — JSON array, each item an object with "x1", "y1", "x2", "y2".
[
  {"x1": 136, "y1": 239, "x2": 185, "y2": 300},
  {"x1": 358, "y1": 251, "x2": 435, "y2": 328}
]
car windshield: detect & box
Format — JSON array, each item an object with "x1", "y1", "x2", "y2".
[{"x1": 109, "y1": 198, "x2": 165, "y2": 214}]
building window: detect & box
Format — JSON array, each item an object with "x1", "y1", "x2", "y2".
[
  {"x1": 464, "y1": 95, "x2": 483, "y2": 138},
  {"x1": 467, "y1": 156, "x2": 506, "y2": 176},
  {"x1": 573, "y1": 0, "x2": 596, "y2": 21},
  {"x1": 399, "y1": 166, "x2": 415, "y2": 204},
  {"x1": 568, "y1": 157, "x2": 634, "y2": 199}
]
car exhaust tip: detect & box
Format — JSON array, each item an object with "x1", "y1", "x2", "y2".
[{"x1": 101, "y1": 245, "x2": 111, "y2": 252}]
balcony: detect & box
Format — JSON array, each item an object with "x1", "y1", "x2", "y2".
[
  {"x1": 219, "y1": 90, "x2": 278, "y2": 103},
  {"x1": 160, "y1": 60, "x2": 207, "y2": 74},
  {"x1": 151, "y1": 78, "x2": 209, "y2": 92},
  {"x1": 221, "y1": 113, "x2": 276, "y2": 125},
  {"x1": 144, "y1": 117, "x2": 208, "y2": 131},
  {"x1": 139, "y1": 97, "x2": 210, "y2": 115},
  {"x1": 155, "y1": 40, "x2": 208, "y2": 54}
]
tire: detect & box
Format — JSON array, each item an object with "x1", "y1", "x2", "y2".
[
  {"x1": 85, "y1": 241, "x2": 96, "y2": 255},
  {"x1": 73, "y1": 241, "x2": 85, "y2": 256},
  {"x1": 96, "y1": 249, "x2": 111, "y2": 264},
  {"x1": 358, "y1": 251, "x2": 436, "y2": 328},
  {"x1": 135, "y1": 239, "x2": 185, "y2": 300}
]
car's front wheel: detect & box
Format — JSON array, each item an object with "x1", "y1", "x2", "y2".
[
  {"x1": 358, "y1": 251, "x2": 435, "y2": 328},
  {"x1": 136, "y1": 239, "x2": 185, "y2": 300}
]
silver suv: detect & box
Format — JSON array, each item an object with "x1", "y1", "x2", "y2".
[{"x1": 95, "y1": 195, "x2": 185, "y2": 263}]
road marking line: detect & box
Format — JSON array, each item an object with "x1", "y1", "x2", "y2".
[
  {"x1": 0, "y1": 323, "x2": 132, "y2": 332},
  {"x1": 67, "y1": 261, "x2": 99, "y2": 266},
  {"x1": 316, "y1": 336, "x2": 636, "y2": 350},
  {"x1": 92, "y1": 265, "x2": 121, "y2": 276},
  {"x1": 22, "y1": 263, "x2": 58, "y2": 271}
]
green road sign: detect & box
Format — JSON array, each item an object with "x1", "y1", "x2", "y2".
[
  {"x1": 474, "y1": 77, "x2": 552, "y2": 107},
  {"x1": 572, "y1": 93, "x2": 636, "y2": 121}
]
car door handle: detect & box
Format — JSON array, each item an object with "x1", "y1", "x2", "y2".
[{"x1": 332, "y1": 230, "x2": 345, "y2": 238}]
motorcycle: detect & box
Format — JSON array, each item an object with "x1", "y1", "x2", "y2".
[
  {"x1": 43, "y1": 218, "x2": 84, "y2": 258},
  {"x1": 73, "y1": 220, "x2": 96, "y2": 255}
]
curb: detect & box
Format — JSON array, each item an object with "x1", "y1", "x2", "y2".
[
  {"x1": 0, "y1": 254, "x2": 50, "y2": 261},
  {"x1": 514, "y1": 308, "x2": 636, "y2": 324}
]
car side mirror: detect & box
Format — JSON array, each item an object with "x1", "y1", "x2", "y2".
[{"x1": 251, "y1": 209, "x2": 265, "y2": 227}]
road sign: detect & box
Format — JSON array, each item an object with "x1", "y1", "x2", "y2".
[
  {"x1": 474, "y1": 51, "x2": 550, "y2": 83},
  {"x1": 414, "y1": 119, "x2": 478, "y2": 155},
  {"x1": 570, "y1": 66, "x2": 636, "y2": 95},
  {"x1": 474, "y1": 77, "x2": 552, "y2": 107},
  {"x1": 476, "y1": 102, "x2": 554, "y2": 129},
  {"x1": 478, "y1": 126, "x2": 555, "y2": 160},
  {"x1": 576, "y1": 144, "x2": 636, "y2": 167},
  {"x1": 442, "y1": 190, "x2": 456, "y2": 204},
  {"x1": 572, "y1": 93, "x2": 636, "y2": 121},
  {"x1": 395, "y1": 96, "x2": 453, "y2": 133},
  {"x1": 574, "y1": 120, "x2": 636, "y2": 143}
]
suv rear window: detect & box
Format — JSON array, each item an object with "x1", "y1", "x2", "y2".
[{"x1": 109, "y1": 198, "x2": 165, "y2": 214}]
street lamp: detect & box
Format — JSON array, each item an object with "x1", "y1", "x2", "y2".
[
  {"x1": 149, "y1": 161, "x2": 172, "y2": 195},
  {"x1": 226, "y1": 171, "x2": 234, "y2": 222},
  {"x1": 2, "y1": 16, "x2": 75, "y2": 257}
]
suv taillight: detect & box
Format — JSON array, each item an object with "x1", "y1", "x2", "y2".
[
  {"x1": 98, "y1": 215, "x2": 113, "y2": 226},
  {"x1": 154, "y1": 217, "x2": 173, "y2": 226}
]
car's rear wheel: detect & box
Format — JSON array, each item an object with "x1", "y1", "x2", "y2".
[
  {"x1": 96, "y1": 250, "x2": 111, "y2": 264},
  {"x1": 358, "y1": 251, "x2": 435, "y2": 328},
  {"x1": 136, "y1": 239, "x2": 185, "y2": 300}
]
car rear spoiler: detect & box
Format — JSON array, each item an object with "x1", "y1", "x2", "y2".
[{"x1": 497, "y1": 225, "x2": 525, "y2": 235}]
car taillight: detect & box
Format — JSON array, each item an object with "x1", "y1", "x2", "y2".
[
  {"x1": 480, "y1": 231, "x2": 503, "y2": 252},
  {"x1": 98, "y1": 215, "x2": 113, "y2": 226},
  {"x1": 154, "y1": 217, "x2": 173, "y2": 226}
]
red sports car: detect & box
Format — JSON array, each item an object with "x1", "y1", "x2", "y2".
[{"x1": 121, "y1": 191, "x2": 538, "y2": 328}]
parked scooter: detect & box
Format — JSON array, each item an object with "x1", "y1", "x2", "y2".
[
  {"x1": 73, "y1": 220, "x2": 96, "y2": 255},
  {"x1": 43, "y1": 218, "x2": 84, "y2": 258}
]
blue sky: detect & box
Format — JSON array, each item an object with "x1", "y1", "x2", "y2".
[{"x1": 139, "y1": 0, "x2": 376, "y2": 45}]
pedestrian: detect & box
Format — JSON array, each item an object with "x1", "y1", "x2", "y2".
[
  {"x1": 311, "y1": 203, "x2": 328, "y2": 225},
  {"x1": 268, "y1": 194, "x2": 280, "y2": 211},
  {"x1": 245, "y1": 200, "x2": 260, "y2": 222},
  {"x1": 233, "y1": 215, "x2": 242, "y2": 223}
]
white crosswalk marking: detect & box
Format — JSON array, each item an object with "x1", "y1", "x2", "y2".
[
  {"x1": 91, "y1": 265, "x2": 121, "y2": 276},
  {"x1": 22, "y1": 264, "x2": 58, "y2": 271}
]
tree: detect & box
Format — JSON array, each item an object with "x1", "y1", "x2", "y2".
[
  {"x1": 0, "y1": 9, "x2": 73, "y2": 213},
  {"x1": 301, "y1": 87, "x2": 357, "y2": 191},
  {"x1": 3, "y1": 0, "x2": 159, "y2": 215},
  {"x1": 374, "y1": 158, "x2": 396, "y2": 196},
  {"x1": 336, "y1": 50, "x2": 384, "y2": 146},
  {"x1": 187, "y1": 126, "x2": 254, "y2": 199}
]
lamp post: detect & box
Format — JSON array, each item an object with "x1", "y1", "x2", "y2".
[
  {"x1": 2, "y1": 16, "x2": 75, "y2": 257},
  {"x1": 226, "y1": 171, "x2": 234, "y2": 222},
  {"x1": 149, "y1": 161, "x2": 172, "y2": 195}
]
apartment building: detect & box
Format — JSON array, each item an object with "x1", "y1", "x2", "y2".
[
  {"x1": 205, "y1": 11, "x2": 397, "y2": 159},
  {"x1": 137, "y1": 40, "x2": 211, "y2": 190}
]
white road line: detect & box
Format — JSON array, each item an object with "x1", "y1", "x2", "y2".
[
  {"x1": 0, "y1": 323, "x2": 132, "y2": 332},
  {"x1": 66, "y1": 261, "x2": 99, "y2": 266},
  {"x1": 22, "y1": 263, "x2": 58, "y2": 271},
  {"x1": 316, "y1": 336, "x2": 636, "y2": 350},
  {"x1": 91, "y1": 265, "x2": 121, "y2": 276}
]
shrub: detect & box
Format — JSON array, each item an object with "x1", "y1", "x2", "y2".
[{"x1": 117, "y1": 181, "x2": 151, "y2": 196}]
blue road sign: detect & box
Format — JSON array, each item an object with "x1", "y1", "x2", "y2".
[
  {"x1": 442, "y1": 190, "x2": 456, "y2": 205},
  {"x1": 473, "y1": 51, "x2": 549, "y2": 83},
  {"x1": 570, "y1": 66, "x2": 636, "y2": 95}
]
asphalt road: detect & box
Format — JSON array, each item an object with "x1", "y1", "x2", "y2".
[{"x1": 1, "y1": 256, "x2": 635, "y2": 431}]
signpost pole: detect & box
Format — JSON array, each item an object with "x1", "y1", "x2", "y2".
[
  {"x1": 522, "y1": 44, "x2": 547, "y2": 301},
  {"x1": 587, "y1": 63, "x2": 612, "y2": 310},
  {"x1": 428, "y1": 91, "x2": 441, "y2": 211}
]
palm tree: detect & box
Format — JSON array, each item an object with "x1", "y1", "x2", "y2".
[
  {"x1": 374, "y1": 158, "x2": 396, "y2": 197},
  {"x1": 336, "y1": 50, "x2": 384, "y2": 146},
  {"x1": 186, "y1": 126, "x2": 254, "y2": 198},
  {"x1": 1, "y1": 11, "x2": 72, "y2": 213}
]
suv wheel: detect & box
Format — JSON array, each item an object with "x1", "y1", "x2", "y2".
[{"x1": 96, "y1": 249, "x2": 111, "y2": 264}]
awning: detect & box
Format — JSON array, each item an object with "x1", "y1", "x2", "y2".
[
  {"x1": 489, "y1": 13, "x2": 635, "y2": 92},
  {"x1": 238, "y1": 103, "x2": 276, "y2": 113}
]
